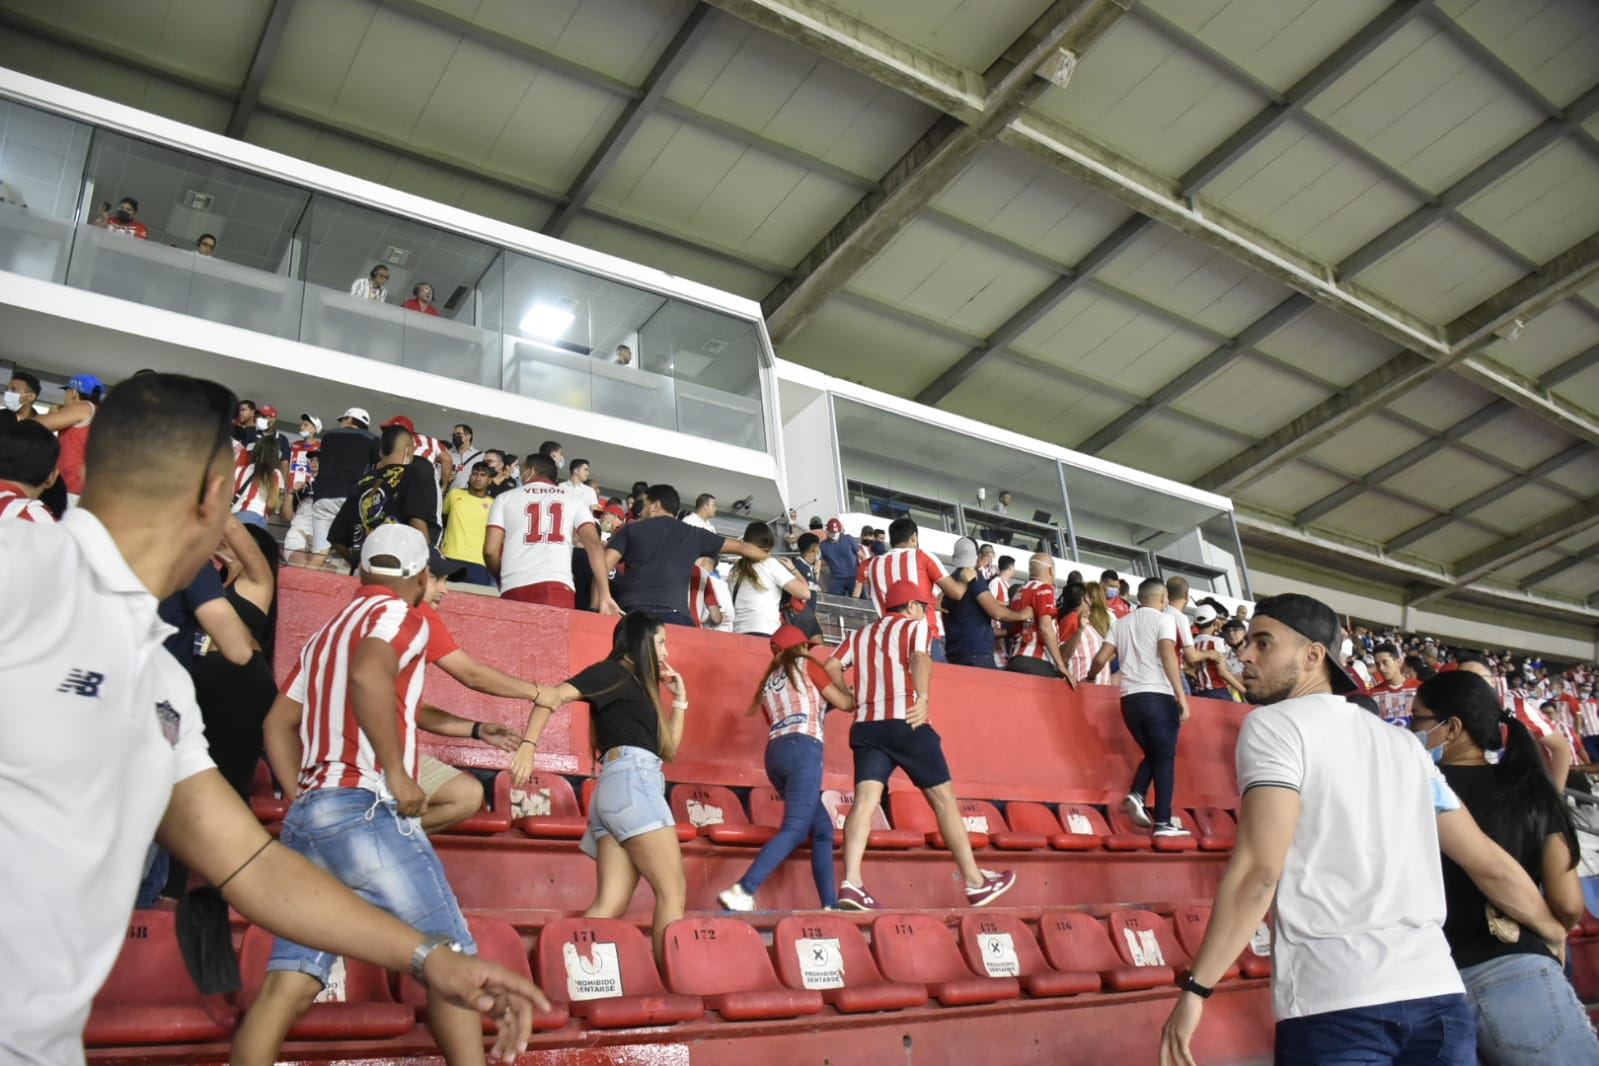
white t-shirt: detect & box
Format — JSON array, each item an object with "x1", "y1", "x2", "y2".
[
  {"x1": 567, "y1": 480, "x2": 599, "y2": 513},
  {"x1": 1163, "y1": 605, "x2": 1194, "y2": 656},
  {"x1": 731, "y1": 556, "x2": 797, "y2": 635},
  {"x1": 1237, "y1": 694, "x2": 1465, "y2": 1020},
  {"x1": 487, "y1": 480, "x2": 595, "y2": 593},
  {"x1": 681, "y1": 512, "x2": 714, "y2": 532},
  {"x1": 1107, "y1": 606, "x2": 1179, "y2": 695},
  {"x1": 0, "y1": 511, "x2": 215, "y2": 1064}
]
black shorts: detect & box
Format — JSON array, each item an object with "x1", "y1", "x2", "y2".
[
  {"x1": 1006, "y1": 656, "x2": 1060, "y2": 678},
  {"x1": 849, "y1": 720, "x2": 951, "y2": 790}
]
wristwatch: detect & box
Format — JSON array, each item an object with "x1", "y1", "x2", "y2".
[
  {"x1": 410, "y1": 933, "x2": 462, "y2": 981},
  {"x1": 1177, "y1": 971, "x2": 1213, "y2": 999}
]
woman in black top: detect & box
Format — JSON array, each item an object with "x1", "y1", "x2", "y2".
[
  {"x1": 1411, "y1": 672, "x2": 1595, "y2": 1065},
  {"x1": 515, "y1": 612, "x2": 687, "y2": 960}
]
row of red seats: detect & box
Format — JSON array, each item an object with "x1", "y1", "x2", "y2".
[{"x1": 90, "y1": 905, "x2": 1270, "y2": 1046}]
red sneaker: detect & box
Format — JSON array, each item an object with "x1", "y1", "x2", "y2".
[
  {"x1": 837, "y1": 881, "x2": 879, "y2": 911},
  {"x1": 966, "y1": 869, "x2": 1016, "y2": 908}
]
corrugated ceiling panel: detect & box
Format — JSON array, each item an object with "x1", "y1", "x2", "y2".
[
  {"x1": 263, "y1": 0, "x2": 379, "y2": 113},
  {"x1": 559, "y1": 215, "x2": 775, "y2": 299},
  {"x1": 1235, "y1": 460, "x2": 1351, "y2": 516},
  {"x1": 1382, "y1": 373, "x2": 1497, "y2": 434},
  {"x1": 1096, "y1": 226, "x2": 1293, "y2": 336},
  {"x1": 1097, "y1": 412, "x2": 1246, "y2": 483},
  {"x1": 1471, "y1": 481, "x2": 1578, "y2": 535},
  {"x1": 1473, "y1": 301, "x2": 1599, "y2": 380},
  {"x1": 1351, "y1": 219, "x2": 1525, "y2": 322},
  {"x1": 1144, "y1": 0, "x2": 1391, "y2": 94},
  {"x1": 1543, "y1": 448, "x2": 1599, "y2": 495},
  {"x1": 1491, "y1": 546, "x2": 1572, "y2": 583},
  {"x1": 477, "y1": 70, "x2": 626, "y2": 190},
  {"x1": 1011, "y1": 290, "x2": 1219, "y2": 395},
  {"x1": 776, "y1": 300, "x2": 969, "y2": 397},
  {"x1": 1379, "y1": 447, "x2": 1511, "y2": 512},
  {"x1": 326, "y1": 9, "x2": 461, "y2": 138},
  {"x1": 1553, "y1": 364, "x2": 1599, "y2": 414},
  {"x1": 824, "y1": 0, "x2": 1045, "y2": 71},
  {"x1": 1168, "y1": 356, "x2": 1333, "y2": 439},
  {"x1": 1535, "y1": 559, "x2": 1599, "y2": 597},
  {"x1": 455, "y1": 0, "x2": 696, "y2": 84},
  {"x1": 1394, "y1": 522, "x2": 1501, "y2": 565},
  {"x1": 1458, "y1": 141, "x2": 1599, "y2": 265},
  {"x1": 945, "y1": 358, "x2": 1134, "y2": 447},
  {"x1": 1440, "y1": 0, "x2": 1599, "y2": 105},
  {"x1": 1249, "y1": 304, "x2": 1398, "y2": 388},
  {"x1": 1304, "y1": 413, "x2": 1433, "y2": 477},
  {"x1": 1457, "y1": 407, "x2": 1585, "y2": 472},
  {"x1": 408, "y1": 38, "x2": 542, "y2": 164},
  {"x1": 1318, "y1": 490, "x2": 1440, "y2": 543}
]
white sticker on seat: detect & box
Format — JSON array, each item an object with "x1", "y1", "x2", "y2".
[
  {"x1": 511, "y1": 788, "x2": 551, "y2": 818},
  {"x1": 1121, "y1": 926, "x2": 1165, "y2": 967},
  {"x1": 796, "y1": 938, "x2": 845, "y2": 989},
  {"x1": 962, "y1": 815, "x2": 990, "y2": 834},
  {"x1": 1065, "y1": 812, "x2": 1093, "y2": 835},
  {"x1": 977, "y1": 932, "x2": 1019, "y2": 977},
  {"x1": 563, "y1": 941, "x2": 624, "y2": 1000},
  {"x1": 686, "y1": 798, "x2": 724, "y2": 827}
]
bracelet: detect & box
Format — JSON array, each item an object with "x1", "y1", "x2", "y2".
[
  {"x1": 672, "y1": 700, "x2": 688, "y2": 710},
  {"x1": 470, "y1": 721, "x2": 482, "y2": 740},
  {"x1": 518, "y1": 738, "x2": 537, "y2": 748},
  {"x1": 217, "y1": 838, "x2": 273, "y2": 891}
]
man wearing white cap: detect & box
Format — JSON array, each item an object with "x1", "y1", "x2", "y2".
[
  {"x1": 307, "y1": 407, "x2": 378, "y2": 559},
  {"x1": 237, "y1": 524, "x2": 535, "y2": 1064},
  {"x1": 1190, "y1": 603, "x2": 1243, "y2": 701}
]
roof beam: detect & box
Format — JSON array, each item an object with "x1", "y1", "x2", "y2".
[
  {"x1": 1519, "y1": 551, "x2": 1591, "y2": 593},
  {"x1": 1384, "y1": 441, "x2": 1589, "y2": 552},
  {"x1": 1163, "y1": 0, "x2": 1433, "y2": 197},
  {"x1": 1409, "y1": 494, "x2": 1599, "y2": 606},
  {"x1": 913, "y1": 213, "x2": 1152, "y2": 405},
  {"x1": 227, "y1": 0, "x2": 295, "y2": 139},
  {"x1": 742, "y1": 0, "x2": 1130, "y2": 345},
  {"x1": 543, "y1": 5, "x2": 713, "y2": 238},
  {"x1": 1542, "y1": 342, "x2": 1599, "y2": 390}
]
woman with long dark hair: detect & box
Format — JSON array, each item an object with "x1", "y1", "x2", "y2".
[
  {"x1": 718, "y1": 626, "x2": 853, "y2": 912},
  {"x1": 231, "y1": 434, "x2": 288, "y2": 528},
  {"x1": 728, "y1": 521, "x2": 809, "y2": 638},
  {"x1": 513, "y1": 612, "x2": 687, "y2": 959},
  {"x1": 1411, "y1": 671, "x2": 1595, "y2": 1064}
]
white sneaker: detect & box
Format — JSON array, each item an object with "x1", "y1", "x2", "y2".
[
  {"x1": 1123, "y1": 793, "x2": 1152, "y2": 828},
  {"x1": 1153, "y1": 821, "x2": 1191, "y2": 837},
  {"x1": 718, "y1": 884, "x2": 755, "y2": 912}
]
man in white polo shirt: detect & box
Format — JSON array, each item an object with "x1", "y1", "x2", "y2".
[
  {"x1": 1159, "y1": 593, "x2": 1567, "y2": 1066},
  {"x1": 0, "y1": 373, "x2": 544, "y2": 1065}
]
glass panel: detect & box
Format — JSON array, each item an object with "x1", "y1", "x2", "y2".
[
  {"x1": 0, "y1": 99, "x2": 88, "y2": 282},
  {"x1": 64, "y1": 127, "x2": 308, "y2": 336},
  {"x1": 962, "y1": 509, "x2": 1062, "y2": 557},
  {"x1": 1063, "y1": 464, "x2": 1232, "y2": 585},
  {"x1": 640, "y1": 299, "x2": 765, "y2": 450}
]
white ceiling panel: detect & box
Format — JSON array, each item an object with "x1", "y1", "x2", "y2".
[
  {"x1": 1318, "y1": 491, "x2": 1440, "y2": 543},
  {"x1": 1167, "y1": 356, "x2": 1333, "y2": 439},
  {"x1": 0, "y1": 0, "x2": 269, "y2": 86},
  {"x1": 556, "y1": 216, "x2": 774, "y2": 300},
  {"x1": 1352, "y1": 219, "x2": 1526, "y2": 323},
  {"x1": 444, "y1": 0, "x2": 696, "y2": 85},
  {"x1": 1035, "y1": 16, "x2": 1268, "y2": 178},
  {"x1": 1457, "y1": 140, "x2": 1599, "y2": 265},
  {"x1": 1011, "y1": 288, "x2": 1219, "y2": 395},
  {"x1": 1143, "y1": 0, "x2": 1391, "y2": 95},
  {"x1": 824, "y1": 0, "x2": 1046, "y2": 71},
  {"x1": 1439, "y1": 0, "x2": 1599, "y2": 106},
  {"x1": 1304, "y1": 413, "x2": 1433, "y2": 477},
  {"x1": 1543, "y1": 448, "x2": 1599, "y2": 495},
  {"x1": 934, "y1": 146, "x2": 1133, "y2": 268},
  {"x1": 1235, "y1": 460, "x2": 1352, "y2": 516},
  {"x1": 262, "y1": 0, "x2": 381, "y2": 114},
  {"x1": 1382, "y1": 373, "x2": 1497, "y2": 434},
  {"x1": 1380, "y1": 447, "x2": 1511, "y2": 512},
  {"x1": 1249, "y1": 304, "x2": 1399, "y2": 388},
  {"x1": 1457, "y1": 407, "x2": 1585, "y2": 473},
  {"x1": 1554, "y1": 364, "x2": 1599, "y2": 414},
  {"x1": 775, "y1": 300, "x2": 968, "y2": 398},
  {"x1": 1097, "y1": 412, "x2": 1246, "y2": 483},
  {"x1": 407, "y1": 38, "x2": 543, "y2": 165},
  {"x1": 946, "y1": 359, "x2": 1134, "y2": 447},
  {"x1": 1095, "y1": 226, "x2": 1294, "y2": 336},
  {"x1": 1492, "y1": 547, "x2": 1573, "y2": 583},
  {"x1": 1306, "y1": 17, "x2": 1546, "y2": 193},
  {"x1": 1201, "y1": 119, "x2": 1426, "y2": 263},
  {"x1": 1473, "y1": 301, "x2": 1599, "y2": 380},
  {"x1": 1394, "y1": 522, "x2": 1501, "y2": 564},
  {"x1": 1470, "y1": 480, "x2": 1577, "y2": 535}
]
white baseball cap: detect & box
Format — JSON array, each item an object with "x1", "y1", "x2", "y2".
[
  {"x1": 341, "y1": 407, "x2": 371, "y2": 426},
  {"x1": 1194, "y1": 604, "x2": 1221, "y2": 625},
  {"x1": 361, "y1": 524, "x2": 429, "y2": 578},
  {"x1": 950, "y1": 536, "x2": 978, "y2": 569}
]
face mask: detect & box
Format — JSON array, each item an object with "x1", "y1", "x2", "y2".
[
  {"x1": 1415, "y1": 723, "x2": 1447, "y2": 764},
  {"x1": 298, "y1": 429, "x2": 312, "y2": 439},
  {"x1": 451, "y1": 434, "x2": 464, "y2": 448},
  {"x1": 2, "y1": 390, "x2": 18, "y2": 411},
  {"x1": 1105, "y1": 588, "x2": 1118, "y2": 600},
  {"x1": 255, "y1": 416, "x2": 270, "y2": 431},
  {"x1": 114, "y1": 209, "x2": 131, "y2": 223}
]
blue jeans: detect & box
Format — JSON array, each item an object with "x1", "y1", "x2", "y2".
[
  {"x1": 947, "y1": 650, "x2": 997, "y2": 669},
  {"x1": 1463, "y1": 953, "x2": 1599, "y2": 1065},
  {"x1": 135, "y1": 843, "x2": 169, "y2": 908},
  {"x1": 268, "y1": 788, "x2": 476, "y2": 984},
  {"x1": 1121, "y1": 692, "x2": 1182, "y2": 825},
  {"x1": 1274, "y1": 993, "x2": 1475, "y2": 1065},
  {"x1": 1194, "y1": 687, "x2": 1233, "y2": 701},
  {"x1": 929, "y1": 638, "x2": 947, "y2": 664},
  {"x1": 738, "y1": 734, "x2": 835, "y2": 907},
  {"x1": 445, "y1": 559, "x2": 495, "y2": 586}
]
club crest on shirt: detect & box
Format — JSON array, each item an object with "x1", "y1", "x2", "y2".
[{"x1": 154, "y1": 700, "x2": 180, "y2": 748}]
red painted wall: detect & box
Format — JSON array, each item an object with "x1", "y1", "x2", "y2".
[{"x1": 276, "y1": 568, "x2": 1249, "y2": 807}]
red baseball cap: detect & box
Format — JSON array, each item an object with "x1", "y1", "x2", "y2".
[
  {"x1": 769, "y1": 625, "x2": 811, "y2": 653},
  {"x1": 382, "y1": 415, "x2": 416, "y2": 433},
  {"x1": 602, "y1": 503, "x2": 628, "y2": 522},
  {"x1": 884, "y1": 580, "x2": 929, "y2": 610},
  {"x1": 258, "y1": 404, "x2": 277, "y2": 419},
  {"x1": 826, "y1": 518, "x2": 844, "y2": 533}
]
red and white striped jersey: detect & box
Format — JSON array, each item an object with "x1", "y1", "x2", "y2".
[
  {"x1": 760, "y1": 659, "x2": 828, "y2": 742},
  {"x1": 1008, "y1": 581, "x2": 1058, "y2": 662},
  {"x1": 0, "y1": 481, "x2": 53, "y2": 523},
  {"x1": 487, "y1": 480, "x2": 596, "y2": 594},
  {"x1": 283, "y1": 587, "x2": 430, "y2": 796},
  {"x1": 687, "y1": 565, "x2": 721, "y2": 628},
  {"x1": 1579, "y1": 699, "x2": 1599, "y2": 737},
  {"x1": 1491, "y1": 674, "x2": 1511, "y2": 708},
  {"x1": 1510, "y1": 693, "x2": 1555, "y2": 740},
  {"x1": 1068, "y1": 620, "x2": 1111, "y2": 685},
  {"x1": 836, "y1": 613, "x2": 930, "y2": 722},
  {"x1": 1557, "y1": 719, "x2": 1588, "y2": 768},
  {"x1": 1368, "y1": 679, "x2": 1420, "y2": 723},
  {"x1": 412, "y1": 432, "x2": 446, "y2": 475},
  {"x1": 231, "y1": 464, "x2": 284, "y2": 518},
  {"x1": 986, "y1": 575, "x2": 1009, "y2": 606},
  {"x1": 1193, "y1": 633, "x2": 1230, "y2": 692},
  {"x1": 864, "y1": 548, "x2": 948, "y2": 640}
]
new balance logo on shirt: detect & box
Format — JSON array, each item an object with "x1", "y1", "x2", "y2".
[{"x1": 57, "y1": 669, "x2": 105, "y2": 698}]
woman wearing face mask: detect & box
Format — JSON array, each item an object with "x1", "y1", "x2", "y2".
[{"x1": 1410, "y1": 672, "x2": 1594, "y2": 1065}]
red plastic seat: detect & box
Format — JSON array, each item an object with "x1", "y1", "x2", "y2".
[
  {"x1": 248, "y1": 760, "x2": 289, "y2": 823},
  {"x1": 1168, "y1": 905, "x2": 1241, "y2": 981},
  {"x1": 536, "y1": 917, "x2": 704, "y2": 1028},
  {"x1": 1579, "y1": 909, "x2": 1599, "y2": 939},
  {"x1": 1050, "y1": 803, "x2": 1113, "y2": 851},
  {"x1": 772, "y1": 915, "x2": 927, "y2": 1013},
  {"x1": 1038, "y1": 910, "x2": 1172, "y2": 992},
  {"x1": 888, "y1": 790, "x2": 989, "y2": 850},
  {"x1": 514, "y1": 771, "x2": 589, "y2": 840},
  {"x1": 962, "y1": 800, "x2": 1046, "y2": 850},
  {"x1": 749, "y1": 786, "x2": 786, "y2": 830},
  {"x1": 1106, "y1": 909, "x2": 1198, "y2": 981},
  {"x1": 238, "y1": 925, "x2": 415, "y2": 1040},
  {"x1": 444, "y1": 770, "x2": 514, "y2": 835},
  {"x1": 957, "y1": 914, "x2": 1099, "y2": 998},
  {"x1": 1105, "y1": 806, "x2": 1198, "y2": 852},
  {"x1": 661, "y1": 918, "x2": 824, "y2": 1020},
  {"x1": 1190, "y1": 807, "x2": 1238, "y2": 852},
  {"x1": 871, "y1": 913, "x2": 1019, "y2": 1006},
  {"x1": 397, "y1": 915, "x2": 568, "y2": 1031},
  {"x1": 670, "y1": 783, "x2": 776, "y2": 846},
  {"x1": 85, "y1": 910, "x2": 236, "y2": 1046},
  {"x1": 822, "y1": 789, "x2": 923, "y2": 849}
]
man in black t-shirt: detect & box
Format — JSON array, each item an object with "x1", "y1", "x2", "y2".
[
  {"x1": 604, "y1": 483, "x2": 766, "y2": 626},
  {"x1": 328, "y1": 424, "x2": 436, "y2": 567},
  {"x1": 308, "y1": 407, "x2": 379, "y2": 557}
]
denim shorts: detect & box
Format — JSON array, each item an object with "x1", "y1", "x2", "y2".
[
  {"x1": 580, "y1": 747, "x2": 675, "y2": 858},
  {"x1": 268, "y1": 787, "x2": 477, "y2": 985}
]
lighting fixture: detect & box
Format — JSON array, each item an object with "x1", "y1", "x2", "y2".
[{"x1": 519, "y1": 300, "x2": 576, "y2": 339}]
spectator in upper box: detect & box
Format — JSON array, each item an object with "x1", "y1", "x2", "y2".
[
  {"x1": 307, "y1": 407, "x2": 378, "y2": 557},
  {"x1": 614, "y1": 343, "x2": 635, "y2": 368},
  {"x1": 605, "y1": 484, "x2": 765, "y2": 626},
  {"x1": 861, "y1": 517, "x2": 967, "y2": 663},
  {"x1": 817, "y1": 517, "x2": 859, "y2": 595},
  {"x1": 566, "y1": 458, "x2": 599, "y2": 513},
  {"x1": 1370, "y1": 641, "x2": 1421, "y2": 722},
  {"x1": 0, "y1": 420, "x2": 59, "y2": 522},
  {"x1": 728, "y1": 521, "x2": 809, "y2": 639},
  {"x1": 349, "y1": 264, "x2": 389, "y2": 302},
  {"x1": 440, "y1": 461, "x2": 496, "y2": 586},
  {"x1": 942, "y1": 538, "x2": 1032, "y2": 670},
  {"x1": 34, "y1": 372, "x2": 102, "y2": 500},
  {"x1": 95, "y1": 195, "x2": 147, "y2": 239},
  {"x1": 994, "y1": 490, "x2": 1012, "y2": 515},
  {"x1": 194, "y1": 233, "x2": 216, "y2": 257},
  {"x1": 327, "y1": 423, "x2": 436, "y2": 565},
  {"x1": 1088, "y1": 577, "x2": 1190, "y2": 838},
  {"x1": 682, "y1": 493, "x2": 717, "y2": 531},
  {"x1": 401, "y1": 282, "x2": 441, "y2": 316},
  {"x1": 1101, "y1": 568, "x2": 1132, "y2": 619},
  {"x1": 483, "y1": 453, "x2": 616, "y2": 612},
  {"x1": 775, "y1": 507, "x2": 800, "y2": 549}
]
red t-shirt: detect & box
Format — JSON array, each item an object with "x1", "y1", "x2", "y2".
[
  {"x1": 1106, "y1": 595, "x2": 1132, "y2": 619},
  {"x1": 415, "y1": 602, "x2": 459, "y2": 664},
  {"x1": 401, "y1": 298, "x2": 441, "y2": 316},
  {"x1": 1009, "y1": 581, "x2": 1058, "y2": 662}
]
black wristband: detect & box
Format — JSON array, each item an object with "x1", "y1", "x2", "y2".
[
  {"x1": 1177, "y1": 972, "x2": 1213, "y2": 999},
  {"x1": 470, "y1": 721, "x2": 482, "y2": 740}
]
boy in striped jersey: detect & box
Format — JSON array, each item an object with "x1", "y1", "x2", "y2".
[
  {"x1": 0, "y1": 421, "x2": 59, "y2": 523},
  {"x1": 833, "y1": 580, "x2": 1015, "y2": 911}
]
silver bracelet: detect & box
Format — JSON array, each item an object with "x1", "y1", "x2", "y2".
[{"x1": 410, "y1": 933, "x2": 461, "y2": 981}]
